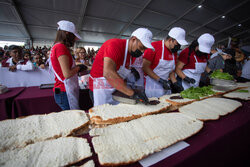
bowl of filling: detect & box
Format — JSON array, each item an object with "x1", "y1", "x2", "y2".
[{"x1": 209, "y1": 70, "x2": 237, "y2": 91}]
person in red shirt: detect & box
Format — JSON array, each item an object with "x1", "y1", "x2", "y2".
[
  {"x1": 143, "y1": 27, "x2": 188, "y2": 98},
  {"x1": 89, "y1": 28, "x2": 154, "y2": 106},
  {"x1": 50, "y1": 20, "x2": 87, "y2": 110},
  {"x1": 176, "y1": 33, "x2": 215, "y2": 90}
]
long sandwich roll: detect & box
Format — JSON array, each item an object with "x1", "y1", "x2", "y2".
[
  {"x1": 223, "y1": 87, "x2": 250, "y2": 100},
  {"x1": 89, "y1": 97, "x2": 171, "y2": 125},
  {"x1": 0, "y1": 110, "x2": 89, "y2": 152},
  {"x1": 90, "y1": 113, "x2": 203, "y2": 166},
  {"x1": 0, "y1": 137, "x2": 92, "y2": 167},
  {"x1": 179, "y1": 97, "x2": 242, "y2": 121},
  {"x1": 160, "y1": 93, "x2": 196, "y2": 106}
]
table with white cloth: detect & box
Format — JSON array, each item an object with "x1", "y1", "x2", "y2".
[{"x1": 0, "y1": 67, "x2": 55, "y2": 88}]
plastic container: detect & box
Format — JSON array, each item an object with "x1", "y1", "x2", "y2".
[{"x1": 210, "y1": 78, "x2": 237, "y2": 91}]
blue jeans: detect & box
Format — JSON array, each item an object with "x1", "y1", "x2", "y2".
[{"x1": 54, "y1": 92, "x2": 70, "y2": 110}]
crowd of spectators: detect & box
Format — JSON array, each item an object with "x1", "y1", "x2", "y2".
[
  {"x1": 0, "y1": 45, "x2": 51, "y2": 71},
  {"x1": 0, "y1": 40, "x2": 248, "y2": 83},
  {"x1": 0, "y1": 45, "x2": 98, "y2": 72},
  {"x1": 74, "y1": 47, "x2": 98, "y2": 67}
]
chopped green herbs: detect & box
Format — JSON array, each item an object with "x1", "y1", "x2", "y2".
[
  {"x1": 210, "y1": 70, "x2": 234, "y2": 80},
  {"x1": 236, "y1": 89, "x2": 249, "y2": 93},
  {"x1": 180, "y1": 86, "x2": 215, "y2": 100}
]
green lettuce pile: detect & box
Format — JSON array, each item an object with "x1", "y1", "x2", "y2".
[
  {"x1": 210, "y1": 70, "x2": 234, "y2": 80},
  {"x1": 236, "y1": 89, "x2": 249, "y2": 93},
  {"x1": 180, "y1": 86, "x2": 215, "y2": 100}
]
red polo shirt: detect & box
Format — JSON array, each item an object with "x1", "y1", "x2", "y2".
[
  {"x1": 89, "y1": 38, "x2": 135, "y2": 91},
  {"x1": 143, "y1": 40, "x2": 177, "y2": 71},
  {"x1": 178, "y1": 47, "x2": 210, "y2": 70},
  {"x1": 50, "y1": 43, "x2": 73, "y2": 92}
]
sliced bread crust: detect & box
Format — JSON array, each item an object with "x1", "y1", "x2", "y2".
[
  {"x1": 179, "y1": 97, "x2": 242, "y2": 121},
  {"x1": 90, "y1": 113, "x2": 203, "y2": 166},
  {"x1": 160, "y1": 93, "x2": 196, "y2": 106},
  {"x1": 89, "y1": 98, "x2": 171, "y2": 125},
  {"x1": 0, "y1": 137, "x2": 92, "y2": 167},
  {"x1": 223, "y1": 87, "x2": 250, "y2": 100},
  {"x1": 0, "y1": 110, "x2": 89, "y2": 152}
]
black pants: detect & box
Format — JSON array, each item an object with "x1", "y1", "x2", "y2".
[{"x1": 89, "y1": 89, "x2": 94, "y2": 104}]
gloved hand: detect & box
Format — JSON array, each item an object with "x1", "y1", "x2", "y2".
[
  {"x1": 183, "y1": 76, "x2": 196, "y2": 84},
  {"x1": 132, "y1": 90, "x2": 149, "y2": 104},
  {"x1": 208, "y1": 70, "x2": 213, "y2": 76},
  {"x1": 77, "y1": 64, "x2": 88, "y2": 72},
  {"x1": 158, "y1": 78, "x2": 171, "y2": 90},
  {"x1": 130, "y1": 67, "x2": 140, "y2": 81},
  {"x1": 172, "y1": 82, "x2": 184, "y2": 93}
]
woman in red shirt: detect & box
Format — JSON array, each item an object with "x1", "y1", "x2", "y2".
[
  {"x1": 50, "y1": 20, "x2": 87, "y2": 110},
  {"x1": 176, "y1": 33, "x2": 215, "y2": 90}
]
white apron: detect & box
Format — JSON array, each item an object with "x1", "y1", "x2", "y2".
[
  {"x1": 241, "y1": 60, "x2": 250, "y2": 79},
  {"x1": 182, "y1": 55, "x2": 207, "y2": 90},
  {"x1": 145, "y1": 40, "x2": 175, "y2": 98},
  {"x1": 51, "y1": 45, "x2": 80, "y2": 110},
  {"x1": 91, "y1": 39, "x2": 130, "y2": 106},
  {"x1": 127, "y1": 55, "x2": 144, "y2": 88}
]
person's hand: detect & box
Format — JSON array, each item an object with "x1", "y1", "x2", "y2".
[
  {"x1": 158, "y1": 78, "x2": 171, "y2": 90},
  {"x1": 75, "y1": 57, "x2": 80, "y2": 62},
  {"x1": 207, "y1": 70, "x2": 213, "y2": 76},
  {"x1": 183, "y1": 76, "x2": 196, "y2": 84},
  {"x1": 173, "y1": 82, "x2": 184, "y2": 93},
  {"x1": 9, "y1": 65, "x2": 16, "y2": 72},
  {"x1": 39, "y1": 64, "x2": 45, "y2": 69},
  {"x1": 132, "y1": 90, "x2": 149, "y2": 104},
  {"x1": 77, "y1": 64, "x2": 88, "y2": 72},
  {"x1": 130, "y1": 67, "x2": 140, "y2": 81}
]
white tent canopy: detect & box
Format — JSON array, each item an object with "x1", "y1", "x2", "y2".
[{"x1": 0, "y1": 0, "x2": 249, "y2": 47}]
